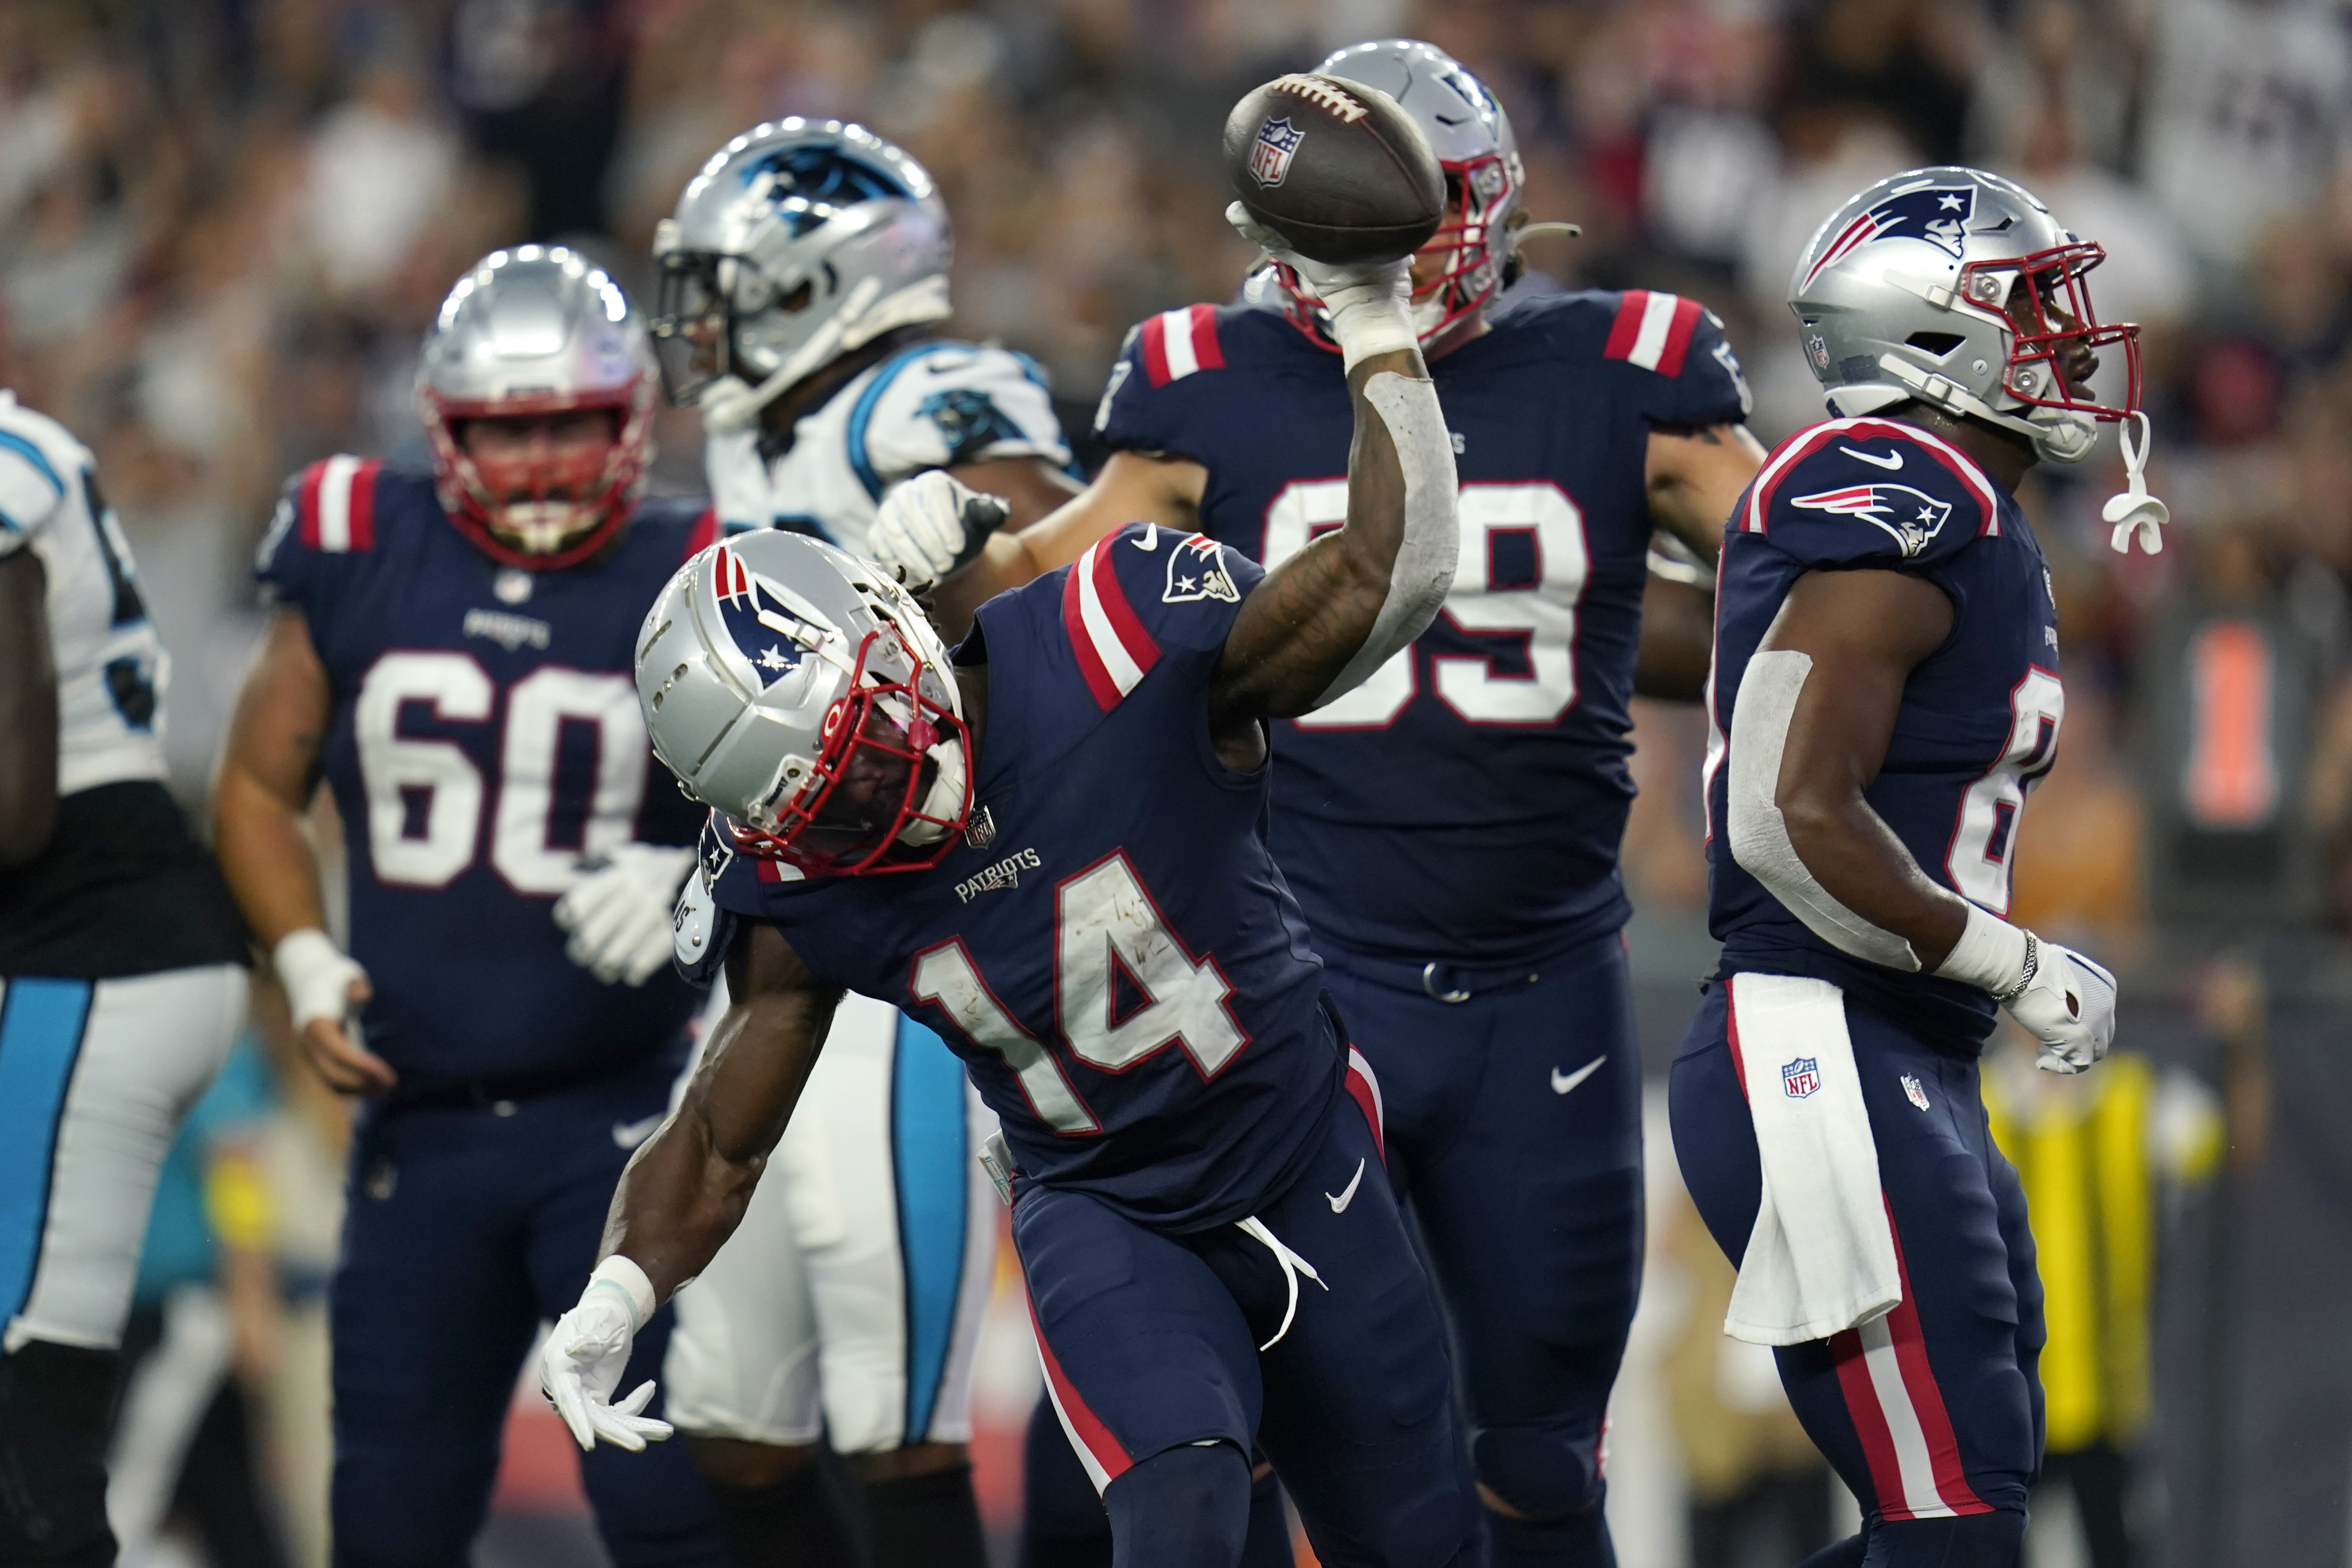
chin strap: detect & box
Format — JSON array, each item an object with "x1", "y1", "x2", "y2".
[
  {"x1": 2105, "y1": 411, "x2": 2169, "y2": 555},
  {"x1": 697, "y1": 276, "x2": 884, "y2": 435}
]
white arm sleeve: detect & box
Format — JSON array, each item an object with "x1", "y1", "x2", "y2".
[
  {"x1": 1725, "y1": 649, "x2": 1922, "y2": 973},
  {"x1": 1309, "y1": 371, "x2": 1458, "y2": 710}
]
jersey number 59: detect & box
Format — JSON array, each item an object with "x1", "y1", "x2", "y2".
[
  {"x1": 1262, "y1": 479, "x2": 1590, "y2": 727},
  {"x1": 352, "y1": 652, "x2": 648, "y2": 895}
]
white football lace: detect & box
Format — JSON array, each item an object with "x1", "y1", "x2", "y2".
[
  {"x1": 1234, "y1": 1216, "x2": 1328, "y2": 1351},
  {"x1": 1272, "y1": 74, "x2": 1367, "y2": 123}
]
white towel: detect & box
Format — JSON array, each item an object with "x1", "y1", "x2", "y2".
[{"x1": 1722, "y1": 972, "x2": 1902, "y2": 1345}]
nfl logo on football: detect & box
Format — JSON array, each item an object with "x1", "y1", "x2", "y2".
[
  {"x1": 1250, "y1": 116, "x2": 1304, "y2": 186},
  {"x1": 1781, "y1": 1057, "x2": 1821, "y2": 1099}
]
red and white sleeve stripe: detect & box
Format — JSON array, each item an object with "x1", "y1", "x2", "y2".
[
  {"x1": 1062, "y1": 538, "x2": 1161, "y2": 711},
  {"x1": 1138, "y1": 304, "x2": 1226, "y2": 388},
  {"x1": 1602, "y1": 290, "x2": 1705, "y2": 377},
  {"x1": 297, "y1": 455, "x2": 380, "y2": 553}
]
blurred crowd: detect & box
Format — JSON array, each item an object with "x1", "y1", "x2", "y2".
[{"x1": 5, "y1": 0, "x2": 2350, "y2": 1563}]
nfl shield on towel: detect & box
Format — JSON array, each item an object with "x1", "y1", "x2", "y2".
[{"x1": 1782, "y1": 1057, "x2": 1821, "y2": 1098}]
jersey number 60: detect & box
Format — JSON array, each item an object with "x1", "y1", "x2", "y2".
[{"x1": 351, "y1": 652, "x2": 648, "y2": 895}]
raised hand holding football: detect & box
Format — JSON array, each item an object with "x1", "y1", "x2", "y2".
[{"x1": 1223, "y1": 73, "x2": 1444, "y2": 267}]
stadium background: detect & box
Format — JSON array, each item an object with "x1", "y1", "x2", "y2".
[{"x1": 5, "y1": 0, "x2": 2350, "y2": 1563}]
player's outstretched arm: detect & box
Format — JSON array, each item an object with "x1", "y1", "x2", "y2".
[
  {"x1": 877, "y1": 450, "x2": 1206, "y2": 642},
  {"x1": 0, "y1": 552, "x2": 59, "y2": 871},
  {"x1": 540, "y1": 920, "x2": 842, "y2": 1452},
  {"x1": 601, "y1": 920, "x2": 843, "y2": 1298},
  {"x1": 215, "y1": 610, "x2": 391, "y2": 1094},
  {"x1": 1208, "y1": 340, "x2": 1453, "y2": 737},
  {"x1": 1731, "y1": 567, "x2": 2114, "y2": 1072}
]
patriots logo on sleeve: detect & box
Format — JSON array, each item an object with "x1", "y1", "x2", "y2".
[
  {"x1": 1789, "y1": 483, "x2": 1955, "y2": 559},
  {"x1": 1163, "y1": 533, "x2": 1240, "y2": 605},
  {"x1": 1801, "y1": 185, "x2": 1976, "y2": 288}
]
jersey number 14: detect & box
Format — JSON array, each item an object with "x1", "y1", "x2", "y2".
[
  {"x1": 1263, "y1": 479, "x2": 1589, "y2": 727},
  {"x1": 908, "y1": 852, "x2": 1244, "y2": 1134}
]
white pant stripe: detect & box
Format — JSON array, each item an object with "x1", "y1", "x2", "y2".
[{"x1": 1856, "y1": 1314, "x2": 1960, "y2": 1519}]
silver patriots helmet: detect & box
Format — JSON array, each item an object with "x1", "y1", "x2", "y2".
[
  {"x1": 636, "y1": 529, "x2": 969, "y2": 877},
  {"x1": 1261, "y1": 40, "x2": 1543, "y2": 348},
  {"x1": 651, "y1": 120, "x2": 952, "y2": 431},
  {"x1": 417, "y1": 246, "x2": 658, "y2": 569},
  {"x1": 1789, "y1": 166, "x2": 2142, "y2": 464}
]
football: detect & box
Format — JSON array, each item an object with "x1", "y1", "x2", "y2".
[{"x1": 1222, "y1": 73, "x2": 1445, "y2": 266}]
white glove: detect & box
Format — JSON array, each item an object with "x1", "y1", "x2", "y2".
[
  {"x1": 1226, "y1": 201, "x2": 1413, "y2": 370},
  {"x1": 2006, "y1": 940, "x2": 2116, "y2": 1074},
  {"x1": 869, "y1": 470, "x2": 1011, "y2": 594},
  {"x1": 555, "y1": 845, "x2": 695, "y2": 986},
  {"x1": 1934, "y1": 903, "x2": 2116, "y2": 1074},
  {"x1": 274, "y1": 929, "x2": 367, "y2": 1032},
  {"x1": 540, "y1": 1256, "x2": 672, "y2": 1452}
]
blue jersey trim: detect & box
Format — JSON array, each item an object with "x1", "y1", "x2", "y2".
[
  {"x1": 891, "y1": 1014, "x2": 969, "y2": 1442},
  {"x1": 0, "y1": 979, "x2": 94, "y2": 1316},
  {"x1": 846, "y1": 347, "x2": 941, "y2": 501},
  {"x1": 0, "y1": 432, "x2": 65, "y2": 499}
]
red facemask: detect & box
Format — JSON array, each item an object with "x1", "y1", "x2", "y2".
[
  {"x1": 422, "y1": 380, "x2": 657, "y2": 569},
  {"x1": 725, "y1": 626, "x2": 972, "y2": 877},
  {"x1": 1961, "y1": 241, "x2": 2142, "y2": 421}
]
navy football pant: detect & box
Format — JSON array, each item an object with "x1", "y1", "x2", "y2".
[
  {"x1": 1016, "y1": 1070, "x2": 1478, "y2": 1567},
  {"x1": 1670, "y1": 979, "x2": 2045, "y2": 1557},
  {"x1": 1322, "y1": 930, "x2": 1644, "y2": 1544},
  {"x1": 330, "y1": 1057, "x2": 720, "y2": 1568}
]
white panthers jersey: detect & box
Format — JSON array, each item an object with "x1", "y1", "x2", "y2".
[
  {"x1": 706, "y1": 339, "x2": 1069, "y2": 554},
  {"x1": 0, "y1": 393, "x2": 169, "y2": 796}
]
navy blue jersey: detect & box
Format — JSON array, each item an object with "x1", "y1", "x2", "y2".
[
  {"x1": 1096, "y1": 294, "x2": 1750, "y2": 967},
  {"x1": 256, "y1": 459, "x2": 714, "y2": 1091},
  {"x1": 1702, "y1": 417, "x2": 2064, "y2": 1054},
  {"x1": 708, "y1": 524, "x2": 1344, "y2": 1232}
]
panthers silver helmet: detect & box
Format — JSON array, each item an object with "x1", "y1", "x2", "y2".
[
  {"x1": 1264, "y1": 40, "x2": 1545, "y2": 347},
  {"x1": 651, "y1": 120, "x2": 952, "y2": 432},
  {"x1": 636, "y1": 529, "x2": 969, "y2": 877},
  {"x1": 417, "y1": 246, "x2": 657, "y2": 569},
  {"x1": 1789, "y1": 167, "x2": 2141, "y2": 464}
]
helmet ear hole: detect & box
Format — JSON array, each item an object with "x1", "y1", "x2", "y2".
[{"x1": 1906, "y1": 331, "x2": 1966, "y2": 358}]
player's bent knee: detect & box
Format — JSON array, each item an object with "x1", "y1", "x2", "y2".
[
  {"x1": 0, "y1": 1341, "x2": 118, "y2": 1567},
  {"x1": 1472, "y1": 1424, "x2": 1603, "y2": 1522},
  {"x1": 1104, "y1": 1441, "x2": 1251, "y2": 1568}
]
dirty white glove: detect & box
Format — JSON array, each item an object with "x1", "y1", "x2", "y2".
[
  {"x1": 869, "y1": 470, "x2": 1010, "y2": 594},
  {"x1": 274, "y1": 929, "x2": 368, "y2": 1032},
  {"x1": 555, "y1": 845, "x2": 695, "y2": 986},
  {"x1": 1226, "y1": 201, "x2": 1413, "y2": 370},
  {"x1": 540, "y1": 1256, "x2": 672, "y2": 1452},
  {"x1": 1935, "y1": 904, "x2": 2116, "y2": 1074}
]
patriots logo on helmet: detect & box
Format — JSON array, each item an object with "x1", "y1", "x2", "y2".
[
  {"x1": 1803, "y1": 185, "x2": 1977, "y2": 288},
  {"x1": 1250, "y1": 117, "x2": 1304, "y2": 187},
  {"x1": 1164, "y1": 534, "x2": 1241, "y2": 605},
  {"x1": 712, "y1": 545, "x2": 820, "y2": 686},
  {"x1": 1790, "y1": 482, "x2": 1956, "y2": 559}
]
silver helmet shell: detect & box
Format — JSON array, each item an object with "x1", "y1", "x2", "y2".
[
  {"x1": 1301, "y1": 39, "x2": 1527, "y2": 342},
  {"x1": 651, "y1": 120, "x2": 953, "y2": 427},
  {"x1": 636, "y1": 529, "x2": 969, "y2": 876},
  {"x1": 417, "y1": 245, "x2": 658, "y2": 568},
  {"x1": 1789, "y1": 166, "x2": 2142, "y2": 464}
]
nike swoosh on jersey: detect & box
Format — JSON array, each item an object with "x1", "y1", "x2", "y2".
[
  {"x1": 1325, "y1": 1157, "x2": 1366, "y2": 1213},
  {"x1": 612, "y1": 1113, "x2": 665, "y2": 1150},
  {"x1": 1840, "y1": 445, "x2": 1904, "y2": 470},
  {"x1": 1550, "y1": 1057, "x2": 1605, "y2": 1095}
]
